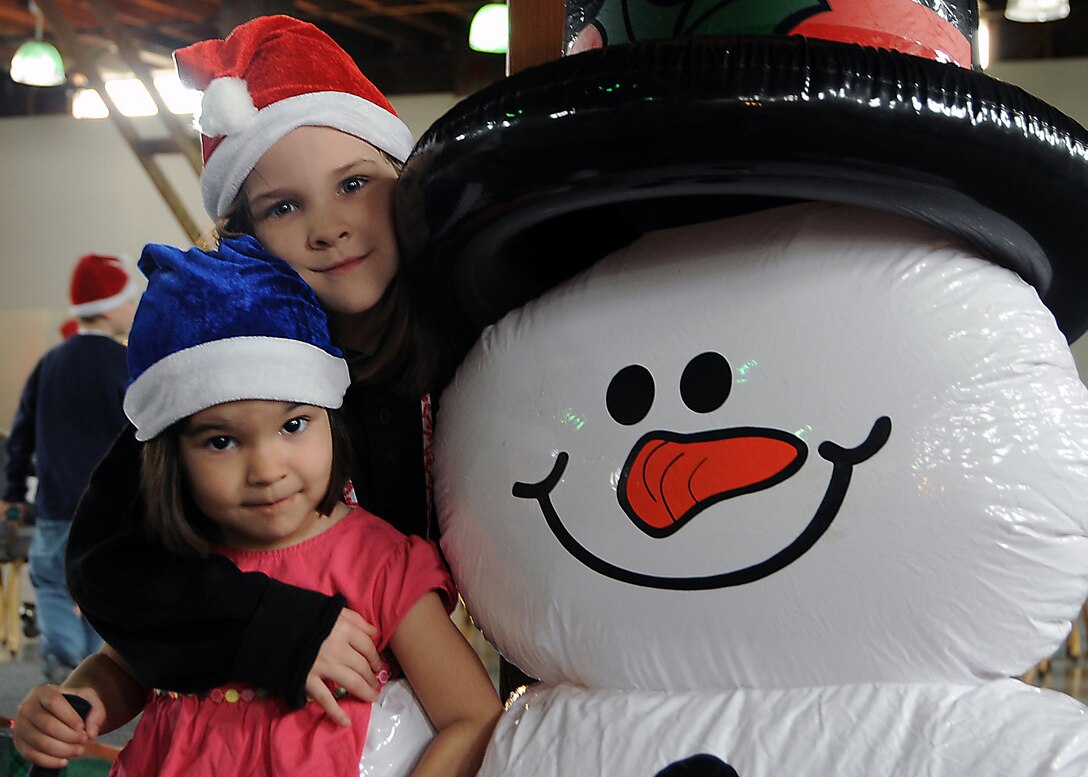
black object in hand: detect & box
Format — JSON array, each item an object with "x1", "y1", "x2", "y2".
[{"x1": 27, "y1": 693, "x2": 92, "y2": 777}]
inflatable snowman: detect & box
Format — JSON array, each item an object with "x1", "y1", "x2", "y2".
[{"x1": 399, "y1": 1, "x2": 1088, "y2": 774}]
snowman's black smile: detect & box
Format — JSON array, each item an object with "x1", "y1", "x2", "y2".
[{"x1": 512, "y1": 416, "x2": 891, "y2": 590}]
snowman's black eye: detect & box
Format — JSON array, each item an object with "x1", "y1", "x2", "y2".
[
  {"x1": 680, "y1": 352, "x2": 731, "y2": 413},
  {"x1": 606, "y1": 364, "x2": 654, "y2": 426}
]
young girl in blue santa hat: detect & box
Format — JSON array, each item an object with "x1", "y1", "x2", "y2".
[{"x1": 15, "y1": 238, "x2": 500, "y2": 776}]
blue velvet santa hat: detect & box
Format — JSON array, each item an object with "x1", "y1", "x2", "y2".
[{"x1": 124, "y1": 235, "x2": 350, "y2": 441}]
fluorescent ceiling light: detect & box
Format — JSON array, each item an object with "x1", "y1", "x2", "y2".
[
  {"x1": 72, "y1": 70, "x2": 200, "y2": 119},
  {"x1": 152, "y1": 71, "x2": 201, "y2": 114},
  {"x1": 71, "y1": 87, "x2": 108, "y2": 119},
  {"x1": 1005, "y1": 0, "x2": 1070, "y2": 22}
]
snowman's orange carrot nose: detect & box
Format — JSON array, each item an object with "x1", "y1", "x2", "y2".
[{"x1": 622, "y1": 433, "x2": 804, "y2": 536}]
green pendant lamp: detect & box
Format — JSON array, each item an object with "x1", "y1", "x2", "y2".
[{"x1": 10, "y1": 1, "x2": 65, "y2": 87}]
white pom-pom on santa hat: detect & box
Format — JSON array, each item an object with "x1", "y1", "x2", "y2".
[{"x1": 195, "y1": 77, "x2": 258, "y2": 138}]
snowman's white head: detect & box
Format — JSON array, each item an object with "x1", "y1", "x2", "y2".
[{"x1": 436, "y1": 202, "x2": 1088, "y2": 691}]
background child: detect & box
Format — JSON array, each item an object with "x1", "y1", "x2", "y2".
[
  {"x1": 65, "y1": 15, "x2": 464, "y2": 721},
  {"x1": 15, "y1": 237, "x2": 500, "y2": 776},
  {"x1": 2, "y1": 254, "x2": 136, "y2": 683}
]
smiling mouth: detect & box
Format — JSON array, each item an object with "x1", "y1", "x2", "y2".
[
  {"x1": 319, "y1": 255, "x2": 366, "y2": 274},
  {"x1": 512, "y1": 416, "x2": 891, "y2": 590},
  {"x1": 245, "y1": 493, "x2": 296, "y2": 510}
]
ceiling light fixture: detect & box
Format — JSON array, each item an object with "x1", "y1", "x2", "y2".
[
  {"x1": 469, "y1": 3, "x2": 508, "y2": 54},
  {"x1": 1004, "y1": 0, "x2": 1070, "y2": 23},
  {"x1": 72, "y1": 70, "x2": 201, "y2": 119},
  {"x1": 9, "y1": 1, "x2": 65, "y2": 87}
]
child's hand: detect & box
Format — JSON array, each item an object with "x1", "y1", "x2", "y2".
[
  {"x1": 307, "y1": 608, "x2": 383, "y2": 725},
  {"x1": 13, "y1": 685, "x2": 105, "y2": 768}
]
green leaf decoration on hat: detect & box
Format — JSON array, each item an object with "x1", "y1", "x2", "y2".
[{"x1": 591, "y1": 0, "x2": 828, "y2": 43}]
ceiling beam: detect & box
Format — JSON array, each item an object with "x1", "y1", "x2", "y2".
[{"x1": 294, "y1": 0, "x2": 411, "y2": 45}]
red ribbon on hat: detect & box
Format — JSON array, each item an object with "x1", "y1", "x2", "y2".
[{"x1": 791, "y1": 0, "x2": 971, "y2": 66}]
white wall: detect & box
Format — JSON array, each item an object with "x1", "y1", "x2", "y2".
[{"x1": 0, "y1": 62, "x2": 1087, "y2": 427}]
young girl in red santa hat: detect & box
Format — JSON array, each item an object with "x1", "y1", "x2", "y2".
[{"x1": 61, "y1": 15, "x2": 474, "y2": 729}]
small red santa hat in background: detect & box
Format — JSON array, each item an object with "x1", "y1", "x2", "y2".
[
  {"x1": 59, "y1": 318, "x2": 79, "y2": 339},
  {"x1": 69, "y1": 254, "x2": 136, "y2": 318},
  {"x1": 174, "y1": 15, "x2": 414, "y2": 220}
]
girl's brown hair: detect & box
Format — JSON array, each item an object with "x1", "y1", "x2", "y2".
[
  {"x1": 213, "y1": 153, "x2": 453, "y2": 397},
  {"x1": 141, "y1": 408, "x2": 355, "y2": 556}
]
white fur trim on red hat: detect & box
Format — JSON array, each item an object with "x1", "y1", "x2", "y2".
[
  {"x1": 69, "y1": 277, "x2": 137, "y2": 318},
  {"x1": 124, "y1": 336, "x2": 351, "y2": 441},
  {"x1": 196, "y1": 77, "x2": 258, "y2": 137},
  {"x1": 200, "y1": 90, "x2": 414, "y2": 219}
]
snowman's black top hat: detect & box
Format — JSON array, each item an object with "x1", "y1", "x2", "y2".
[{"x1": 397, "y1": 0, "x2": 1088, "y2": 354}]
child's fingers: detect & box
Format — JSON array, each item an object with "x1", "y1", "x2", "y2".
[
  {"x1": 305, "y1": 676, "x2": 352, "y2": 727},
  {"x1": 337, "y1": 609, "x2": 382, "y2": 673},
  {"x1": 339, "y1": 608, "x2": 378, "y2": 638},
  {"x1": 329, "y1": 665, "x2": 380, "y2": 704},
  {"x1": 317, "y1": 610, "x2": 383, "y2": 683},
  {"x1": 39, "y1": 688, "x2": 90, "y2": 732},
  {"x1": 12, "y1": 744, "x2": 73, "y2": 771},
  {"x1": 14, "y1": 725, "x2": 83, "y2": 766},
  {"x1": 348, "y1": 633, "x2": 382, "y2": 674},
  {"x1": 312, "y1": 646, "x2": 379, "y2": 703},
  {"x1": 13, "y1": 689, "x2": 87, "y2": 767},
  {"x1": 71, "y1": 688, "x2": 107, "y2": 739},
  {"x1": 16, "y1": 686, "x2": 88, "y2": 742}
]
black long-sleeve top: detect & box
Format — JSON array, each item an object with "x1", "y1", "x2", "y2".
[{"x1": 65, "y1": 382, "x2": 429, "y2": 709}]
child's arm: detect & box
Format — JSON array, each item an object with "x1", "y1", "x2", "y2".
[
  {"x1": 390, "y1": 592, "x2": 503, "y2": 777},
  {"x1": 13, "y1": 645, "x2": 146, "y2": 769},
  {"x1": 65, "y1": 426, "x2": 381, "y2": 713}
]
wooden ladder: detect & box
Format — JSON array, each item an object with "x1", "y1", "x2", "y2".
[{"x1": 33, "y1": 0, "x2": 205, "y2": 245}]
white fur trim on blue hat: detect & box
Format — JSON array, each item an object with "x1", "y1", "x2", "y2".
[
  {"x1": 201, "y1": 90, "x2": 414, "y2": 219},
  {"x1": 124, "y1": 336, "x2": 351, "y2": 441},
  {"x1": 68, "y1": 277, "x2": 138, "y2": 318}
]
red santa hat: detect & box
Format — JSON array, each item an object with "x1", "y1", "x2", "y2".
[
  {"x1": 59, "y1": 318, "x2": 79, "y2": 339},
  {"x1": 68, "y1": 254, "x2": 136, "y2": 318},
  {"x1": 174, "y1": 15, "x2": 414, "y2": 220}
]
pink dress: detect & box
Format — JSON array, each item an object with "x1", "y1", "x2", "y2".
[{"x1": 109, "y1": 508, "x2": 455, "y2": 776}]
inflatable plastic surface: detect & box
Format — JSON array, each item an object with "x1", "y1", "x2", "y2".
[
  {"x1": 401, "y1": 0, "x2": 1088, "y2": 774},
  {"x1": 483, "y1": 681, "x2": 1088, "y2": 776},
  {"x1": 436, "y1": 204, "x2": 1088, "y2": 774},
  {"x1": 359, "y1": 680, "x2": 434, "y2": 777},
  {"x1": 400, "y1": 4, "x2": 1088, "y2": 348}
]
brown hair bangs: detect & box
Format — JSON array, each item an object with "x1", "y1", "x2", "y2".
[{"x1": 141, "y1": 409, "x2": 355, "y2": 557}]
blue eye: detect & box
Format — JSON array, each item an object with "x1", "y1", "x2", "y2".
[
  {"x1": 282, "y1": 416, "x2": 310, "y2": 435},
  {"x1": 265, "y1": 201, "x2": 297, "y2": 219}
]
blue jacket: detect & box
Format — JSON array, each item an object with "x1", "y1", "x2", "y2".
[{"x1": 4, "y1": 333, "x2": 128, "y2": 523}]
